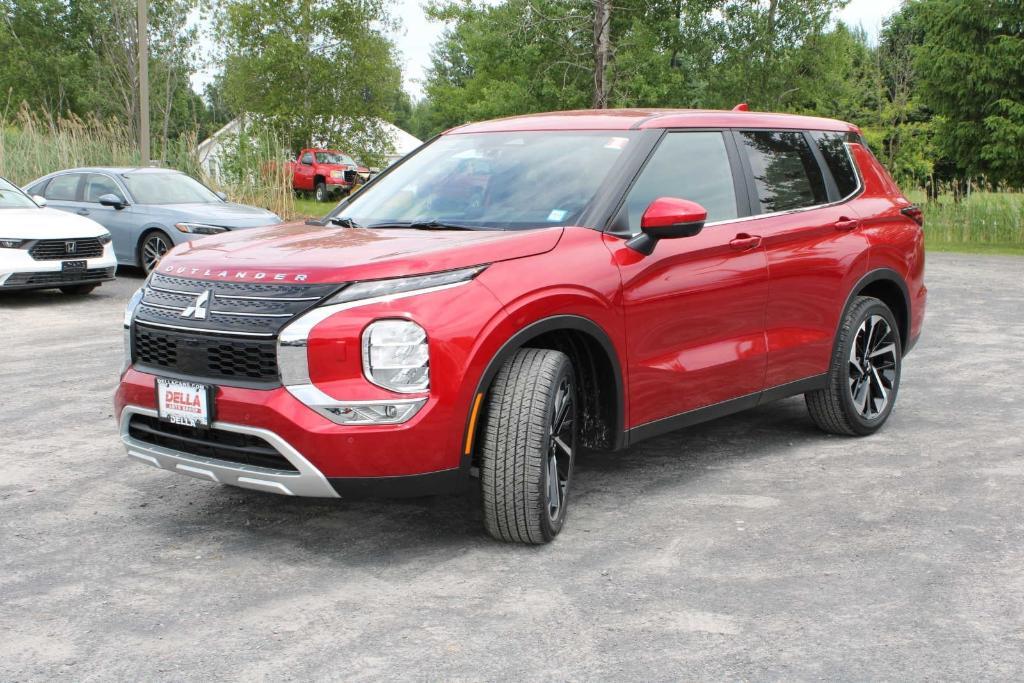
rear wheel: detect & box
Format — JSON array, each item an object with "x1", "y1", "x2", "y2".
[
  {"x1": 479, "y1": 348, "x2": 577, "y2": 544},
  {"x1": 138, "y1": 230, "x2": 171, "y2": 274},
  {"x1": 60, "y1": 284, "x2": 98, "y2": 295},
  {"x1": 805, "y1": 296, "x2": 902, "y2": 435}
]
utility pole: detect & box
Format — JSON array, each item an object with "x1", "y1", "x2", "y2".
[{"x1": 138, "y1": 0, "x2": 150, "y2": 165}]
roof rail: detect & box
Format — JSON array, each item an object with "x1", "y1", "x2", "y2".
[{"x1": 732, "y1": 103, "x2": 750, "y2": 112}]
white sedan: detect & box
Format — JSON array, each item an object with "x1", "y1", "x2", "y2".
[{"x1": 0, "y1": 176, "x2": 117, "y2": 295}]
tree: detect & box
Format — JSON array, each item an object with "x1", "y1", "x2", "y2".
[
  {"x1": 216, "y1": 0, "x2": 405, "y2": 163},
  {"x1": 913, "y1": 0, "x2": 1024, "y2": 185}
]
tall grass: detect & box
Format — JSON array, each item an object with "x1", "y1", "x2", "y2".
[
  {"x1": 0, "y1": 105, "x2": 296, "y2": 220},
  {"x1": 907, "y1": 186, "x2": 1024, "y2": 254}
]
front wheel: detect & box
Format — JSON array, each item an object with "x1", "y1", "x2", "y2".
[
  {"x1": 479, "y1": 348, "x2": 578, "y2": 544},
  {"x1": 805, "y1": 296, "x2": 902, "y2": 435},
  {"x1": 138, "y1": 230, "x2": 172, "y2": 274},
  {"x1": 314, "y1": 182, "x2": 329, "y2": 202}
]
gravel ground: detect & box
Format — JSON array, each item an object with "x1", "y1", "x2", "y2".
[{"x1": 1, "y1": 253, "x2": 1023, "y2": 681}]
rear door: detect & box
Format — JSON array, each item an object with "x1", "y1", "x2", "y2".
[
  {"x1": 733, "y1": 129, "x2": 869, "y2": 389},
  {"x1": 606, "y1": 130, "x2": 769, "y2": 429},
  {"x1": 42, "y1": 173, "x2": 85, "y2": 215}
]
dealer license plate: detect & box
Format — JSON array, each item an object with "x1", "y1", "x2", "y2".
[
  {"x1": 61, "y1": 259, "x2": 87, "y2": 272},
  {"x1": 156, "y1": 378, "x2": 212, "y2": 428}
]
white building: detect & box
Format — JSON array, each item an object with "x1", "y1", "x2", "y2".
[{"x1": 197, "y1": 116, "x2": 423, "y2": 181}]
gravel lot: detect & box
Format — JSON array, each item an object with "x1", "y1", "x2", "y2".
[{"x1": 1, "y1": 253, "x2": 1023, "y2": 681}]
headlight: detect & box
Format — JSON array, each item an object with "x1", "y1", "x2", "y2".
[
  {"x1": 330, "y1": 170, "x2": 345, "y2": 179},
  {"x1": 0, "y1": 239, "x2": 27, "y2": 249},
  {"x1": 98, "y1": 233, "x2": 112, "y2": 245},
  {"x1": 362, "y1": 320, "x2": 429, "y2": 393},
  {"x1": 324, "y1": 266, "x2": 485, "y2": 306},
  {"x1": 175, "y1": 222, "x2": 228, "y2": 235}
]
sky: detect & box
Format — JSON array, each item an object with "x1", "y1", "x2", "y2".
[{"x1": 193, "y1": 0, "x2": 906, "y2": 102}]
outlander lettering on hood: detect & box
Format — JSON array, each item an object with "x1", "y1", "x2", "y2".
[{"x1": 162, "y1": 264, "x2": 309, "y2": 282}]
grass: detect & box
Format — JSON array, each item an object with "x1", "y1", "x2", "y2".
[
  {"x1": 909, "y1": 189, "x2": 1024, "y2": 255},
  {"x1": 294, "y1": 196, "x2": 336, "y2": 219}
]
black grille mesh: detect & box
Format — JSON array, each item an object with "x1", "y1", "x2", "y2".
[
  {"x1": 4, "y1": 267, "x2": 115, "y2": 287},
  {"x1": 29, "y1": 238, "x2": 104, "y2": 260}
]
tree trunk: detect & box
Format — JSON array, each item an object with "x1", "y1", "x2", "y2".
[{"x1": 592, "y1": 0, "x2": 611, "y2": 109}]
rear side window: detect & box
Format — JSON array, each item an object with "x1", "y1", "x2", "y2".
[
  {"x1": 738, "y1": 131, "x2": 828, "y2": 213},
  {"x1": 811, "y1": 131, "x2": 860, "y2": 198},
  {"x1": 44, "y1": 174, "x2": 81, "y2": 201},
  {"x1": 621, "y1": 131, "x2": 739, "y2": 233},
  {"x1": 25, "y1": 179, "x2": 49, "y2": 196}
]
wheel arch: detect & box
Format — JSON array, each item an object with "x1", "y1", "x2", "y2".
[
  {"x1": 136, "y1": 225, "x2": 174, "y2": 269},
  {"x1": 466, "y1": 315, "x2": 626, "y2": 456},
  {"x1": 843, "y1": 268, "x2": 911, "y2": 355}
]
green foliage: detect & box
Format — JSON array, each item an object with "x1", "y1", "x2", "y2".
[
  {"x1": 217, "y1": 0, "x2": 405, "y2": 163},
  {"x1": 913, "y1": 0, "x2": 1024, "y2": 184}
]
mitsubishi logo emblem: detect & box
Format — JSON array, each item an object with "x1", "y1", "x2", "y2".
[
  {"x1": 65, "y1": 241, "x2": 77, "y2": 254},
  {"x1": 180, "y1": 290, "x2": 211, "y2": 320}
]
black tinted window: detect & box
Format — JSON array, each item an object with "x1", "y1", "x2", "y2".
[
  {"x1": 739, "y1": 131, "x2": 828, "y2": 213},
  {"x1": 44, "y1": 174, "x2": 81, "y2": 201},
  {"x1": 621, "y1": 131, "x2": 738, "y2": 233},
  {"x1": 812, "y1": 131, "x2": 859, "y2": 198}
]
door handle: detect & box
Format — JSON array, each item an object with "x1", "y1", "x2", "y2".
[
  {"x1": 834, "y1": 217, "x2": 860, "y2": 231},
  {"x1": 729, "y1": 233, "x2": 762, "y2": 251}
]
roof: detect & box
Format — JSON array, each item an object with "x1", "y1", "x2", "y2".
[
  {"x1": 449, "y1": 108, "x2": 860, "y2": 134},
  {"x1": 46, "y1": 167, "x2": 182, "y2": 176}
]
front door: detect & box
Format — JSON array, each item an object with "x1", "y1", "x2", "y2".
[
  {"x1": 81, "y1": 173, "x2": 138, "y2": 264},
  {"x1": 605, "y1": 131, "x2": 770, "y2": 430}
]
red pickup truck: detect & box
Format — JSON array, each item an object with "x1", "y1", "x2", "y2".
[{"x1": 288, "y1": 149, "x2": 370, "y2": 202}]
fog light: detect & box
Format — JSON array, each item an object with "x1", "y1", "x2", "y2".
[{"x1": 322, "y1": 400, "x2": 424, "y2": 425}]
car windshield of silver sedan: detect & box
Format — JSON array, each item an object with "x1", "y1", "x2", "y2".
[
  {"x1": 333, "y1": 131, "x2": 636, "y2": 230},
  {"x1": 0, "y1": 178, "x2": 38, "y2": 209},
  {"x1": 121, "y1": 172, "x2": 222, "y2": 205}
]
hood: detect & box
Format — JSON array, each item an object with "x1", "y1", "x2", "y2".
[
  {"x1": 157, "y1": 221, "x2": 564, "y2": 284},
  {"x1": 0, "y1": 207, "x2": 107, "y2": 239},
  {"x1": 149, "y1": 202, "x2": 280, "y2": 227}
]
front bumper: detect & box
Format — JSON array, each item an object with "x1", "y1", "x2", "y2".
[
  {"x1": 0, "y1": 246, "x2": 117, "y2": 290},
  {"x1": 115, "y1": 368, "x2": 466, "y2": 498}
]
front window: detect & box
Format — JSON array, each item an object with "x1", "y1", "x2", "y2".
[
  {"x1": 0, "y1": 177, "x2": 39, "y2": 209},
  {"x1": 122, "y1": 172, "x2": 222, "y2": 205},
  {"x1": 316, "y1": 151, "x2": 355, "y2": 165},
  {"x1": 333, "y1": 131, "x2": 636, "y2": 230}
]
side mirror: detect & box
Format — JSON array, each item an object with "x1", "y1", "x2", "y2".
[
  {"x1": 215, "y1": 191, "x2": 228, "y2": 201},
  {"x1": 98, "y1": 194, "x2": 126, "y2": 210},
  {"x1": 626, "y1": 197, "x2": 708, "y2": 255},
  {"x1": 32, "y1": 195, "x2": 47, "y2": 207}
]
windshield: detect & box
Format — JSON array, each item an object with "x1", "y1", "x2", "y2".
[
  {"x1": 0, "y1": 177, "x2": 39, "y2": 209},
  {"x1": 333, "y1": 131, "x2": 635, "y2": 230},
  {"x1": 316, "y1": 151, "x2": 355, "y2": 165},
  {"x1": 122, "y1": 172, "x2": 221, "y2": 205}
]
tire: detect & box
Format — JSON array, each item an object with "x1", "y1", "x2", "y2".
[
  {"x1": 805, "y1": 296, "x2": 902, "y2": 436},
  {"x1": 314, "y1": 182, "x2": 328, "y2": 202},
  {"x1": 60, "y1": 284, "x2": 98, "y2": 295},
  {"x1": 138, "y1": 230, "x2": 172, "y2": 274},
  {"x1": 479, "y1": 348, "x2": 578, "y2": 544}
]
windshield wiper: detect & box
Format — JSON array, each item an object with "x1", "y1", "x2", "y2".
[
  {"x1": 327, "y1": 217, "x2": 363, "y2": 228},
  {"x1": 368, "y1": 219, "x2": 496, "y2": 231}
]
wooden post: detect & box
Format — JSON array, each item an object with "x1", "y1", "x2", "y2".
[{"x1": 138, "y1": 0, "x2": 150, "y2": 165}]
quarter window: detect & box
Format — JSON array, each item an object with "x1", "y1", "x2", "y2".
[
  {"x1": 811, "y1": 131, "x2": 860, "y2": 199},
  {"x1": 44, "y1": 174, "x2": 81, "y2": 201},
  {"x1": 620, "y1": 131, "x2": 739, "y2": 234},
  {"x1": 738, "y1": 131, "x2": 828, "y2": 213}
]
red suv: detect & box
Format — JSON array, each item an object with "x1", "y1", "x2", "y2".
[{"x1": 116, "y1": 109, "x2": 926, "y2": 544}]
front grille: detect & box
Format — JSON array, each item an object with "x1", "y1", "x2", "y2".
[
  {"x1": 128, "y1": 414, "x2": 298, "y2": 472},
  {"x1": 30, "y1": 238, "x2": 104, "y2": 260},
  {"x1": 131, "y1": 273, "x2": 339, "y2": 386},
  {"x1": 4, "y1": 267, "x2": 115, "y2": 287},
  {"x1": 134, "y1": 327, "x2": 280, "y2": 384}
]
